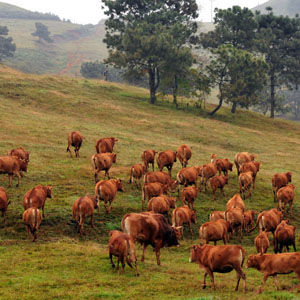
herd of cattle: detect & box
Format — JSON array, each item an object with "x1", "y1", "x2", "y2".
[{"x1": 0, "y1": 131, "x2": 299, "y2": 294}]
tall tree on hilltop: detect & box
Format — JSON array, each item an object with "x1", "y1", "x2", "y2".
[
  {"x1": 32, "y1": 22, "x2": 53, "y2": 43},
  {"x1": 0, "y1": 26, "x2": 16, "y2": 61}
]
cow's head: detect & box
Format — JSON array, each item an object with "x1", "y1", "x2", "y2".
[
  {"x1": 210, "y1": 154, "x2": 217, "y2": 163},
  {"x1": 189, "y1": 244, "x2": 201, "y2": 263},
  {"x1": 19, "y1": 159, "x2": 28, "y2": 172},
  {"x1": 116, "y1": 179, "x2": 124, "y2": 192},
  {"x1": 168, "y1": 197, "x2": 177, "y2": 209},
  {"x1": 169, "y1": 179, "x2": 178, "y2": 192},
  {"x1": 46, "y1": 186, "x2": 52, "y2": 198},
  {"x1": 166, "y1": 226, "x2": 180, "y2": 247},
  {"x1": 111, "y1": 153, "x2": 117, "y2": 163},
  {"x1": 228, "y1": 162, "x2": 233, "y2": 171},
  {"x1": 254, "y1": 161, "x2": 261, "y2": 172},
  {"x1": 223, "y1": 175, "x2": 229, "y2": 185},
  {"x1": 142, "y1": 164, "x2": 147, "y2": 174},
  {"x1": 246, "y1": 254, "x2": 259, "y2": 269},
  {"x1": 250, "y1": 154, "x2": 255, "y2": 161},
  {"x1": 89, "y1": 195, "x2": 99, "y2": 209},
  {"x1": 286, "y1": 172, "x2": 292, "y2": 182},
  {"x1": 110, "y1": 137, "x2": 118, "y2": 145}
]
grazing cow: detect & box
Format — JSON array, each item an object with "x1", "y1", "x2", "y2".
[
  {"x1": 211, "y1": 154, "x2": 233, "y2": 176},
  {"x1": 199, "y1": 219, "x2": 231, "y2": 245},
  {"x1": 225, "y1": 208, "x2": 244, "y2": 238},
  {"x1": 274, "y1": 220, "x2": 296, "y2": 253},
  {"x1": 22, "y1": 207, "x2": 42, "y2": 242},
  {"x1": 210, "y1": 175, "x2": 228, "y2": 200},
  {"x1": 176, "y1": 166, "x2": 202, "y2": 188},
  {"x1": 23, "y1": 185, "x2": 52, "y2": 218},
  {"x1": 189, "y1": 244, "x2": 246, "y2": 292},
  {"x1": 272, "y1": 172, "x2": 292, "y2": 202},
  {"x1": 239, "y1": 171, "x2": 253, "y2": 199},
  {"x1": 209, "y1": 211, "x2": 225, "y2": 222},
  {"x1": 142, "y1": 182, "x2": 169, "y2": 210},
  {"x1": 95, "y1": 137, "x2": 118, "y2": 154},
  {"x1": 0, "y1": 187, "x2": 10, "y2": 224},
  {"x1": 91, "y1": 153, "x2": 117, "y2": 182},
  {"x1": 108, "y1": 230, "x2": 139, "y2": 276},
  {"x1": 0, "y1": 156, "x2": 28, "y2": 187},
  {"x1": 243, "y1": 210, "x2": 256, "y2": 232},
  {"x1": 144, "y1": 171, "x2": 178, "y2": 191},
  {"x1": 9, "y1": 147, "x2": 30, "y2": 162},
  {"x1": 277, "y1": 184, "x2": 296, "y2": 214},
  {"x1": 129, "y1": 163, "x2": 146, "y2": 186},
  {"x1": 240, "y1": 161, "x2": 261, "y2": 189},
  {"x1": 147, "y1": 195, "x2": 176, "y2": 223},
  {"x1": 177, "y1": 144, "x2": 192, "y2": 168},
  {"x1": 255, "y1": 231, "x2": 270, "y2": 255},
  {"x1": 156, "y1": 150, "x2": 177, "y2": 176},
  {"x1": 67, "y1": 131, "x2": 83, "y2": 158},
  {"x1": 172, "y1": 205, "x2": 196, "y2": 236},
  {"x1": 141, "y1": 150, "x2": 157, "y2": 172},
  {"x1": 200, "y1": 163, "x2": 217, "y2": 191},
  {"x1": 234, "y1": 152, "x2": 255, "y2": 176},
  {"x1": 72, "y1": 195, "x2": 99, "y2": 235},
  {"x1": 226, "y1": 194, "x2": 245, "y2": 212},
  {"x1": 246, "y1": 252, "x2": 300, "y2": 294},
  {"x1": 121, "y1": 212, "x2": 181, "y2": 265},
  {"x1": 94, "y1": 179, "x2": 124, "y2": 213},
  {"x1": 182, "y1": 186, "x2": 199, "y2": 210}
]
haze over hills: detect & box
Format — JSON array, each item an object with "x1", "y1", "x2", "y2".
[{"x1": 252, "y1": 0, "x2": 300, "y2": 17}]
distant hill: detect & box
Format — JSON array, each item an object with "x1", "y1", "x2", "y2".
[{"x1": 252, "y1": 0, "x2": 300, "y2": 17}]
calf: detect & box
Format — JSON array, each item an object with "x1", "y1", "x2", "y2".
[
  {"x1": 108, "y1": 230, "x2": 139, "y2": 276},
  {"x1": 95, "y1": 137, "x2": 118, "y2": 153},
  {"x1": 9, "y1": 147, "x2": 30, "y2": 162},
  {"x1": 246, "y1": 252, "x2": 300, "y2": 293},
  {"x1": 277, "y1": 184, "x2": 295, "y2": 214},
  {"x1": 209, "y1": 211, "x2": 225, "y2": 222},
  {"x1": 211, "y1": 154, "x2": 233, "y2": 176},
  {"x1": 182, "y1": 186, "x2": 199, "y2": 210},
  {"x1": 240, "y1": 161, "x2": 260, "y2": 189},
  {"x1": 129, "y1": 163, "x2": 146, "y2": 186},
  {"x1": 144, "y1": 171, "x2": 177, "y2": 191},
  {"x1": 226, "y1": 194, "x2": 245, "y2": 212},
  {"x1": 147, "y1": 195, "x2": 176, "y2": 223},
  {"x1": 210, "y1": 175, "x2": 228, "y2": 200},
  {"x1": 255, "y1": 231, "x2": 270, "y2": 255},
  {"x1": 274, "y1": 220, "x2": 296, "y2": 253},
  {"x1": 225, "y1": 208, "x2": 244, "y2": 238},
  {"x1": 272, "y1": 172, "x2": 292, "y2": 202},
  {"x1": 172, "y1": 205, "x2": 196, "y2": 236},
  {"x1": 239, "y1": 171, "x2": 253, "y2": 199},
  {"x1": 200, "y1": 163, "x2": 217, "y2": 191},
  {"x1": 23, "y1": 207, "x2": 42, "y2": 242},
  {"x1": 189, "y1": 244, "x2": 246, "y2": 292},
  {"x1": 243, "y1": 210, "x2": 256, "y2": 232},
  {"x1": 176, "y1": 166, "x2": 202, "y2": 188},
  {"x1": 156, "y1": 150, "x2": 177, "y2": 176},
  {"x1": 142, "y1": 182, "x2": 169, "y2": 210},
  {"x1": 234, "y1": 152, "x2": 255, "y2": 176},
  {"x1": 141, "y1": 150, "x2": 156, "y2": 172},
  {"x1": 177, "y1": 144, "x2": 192, "y2": 168},
  {"x1": 0, "y1": 187, "x2": 10, "y2": 224},
  {"x1": 91, "y1": 153, "x2": 117, "y2": 182},
  {"x1": 94, "y1": 179, "x2": 124, "y2": 213},
  {"x1": 72, "y1": 195, "x2": 99, "y2": 235},
  {"x1": 67, "y1": 131, "x2": 83, "y2": 158},
  {"x1": 23, "y1": 185, "x2": 52, "y2": 218}
]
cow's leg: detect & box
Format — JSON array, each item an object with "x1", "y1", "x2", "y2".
[
  {"x1": 273, "y1": 188, "x2": 277, "y2": 202},
  {"x1": 42, "y1": 205, "x2": 45, "y2": 218},
  {"x1": 109, "y1": 253, "x2": 115, "y2": 268},
  {"x1": 116, "y1": 257, "x2": 120, "y2": 271},
  {"x1": 90, "y1": 214, "x2": 94, "y2": 228},
  {"x1": 257, "y1": 273, "x2": 269, "y2": 294},
  {"x1": 273, "y1": 275, "x2": 280, "y2": 290},
  {"x1": 206, "y1": 268, "x2": 215, "y2": 290},
  {"x1": 94, "y1": 172, "x2": 98, "y2": 183},
  {"x1": 292, "y1": 240, "x2": 296, "y2": 252},
  {"x1": 15, "y1": 172, "x2": 21, "y2": 187},
  {"x1": 202, "y1": 270, "x2": 208, "y2": 289},
  {"x1": 120, "y1": 255, "x2": 125, "y2": 274},
  {"x1": 188, "y1": 221, "x2": 193, "y2": 235},
  {"x1": 289, "y1": 202, "x2": 293, "y2": 215},
  {"x1": 67, "y1": 145, "x2": 72, "y2": 158},
  {"x1": 26, "y1": 225, "x2": 30, "y2": 238},
  {"x1": 214, "y1": 241, "x2": 217, "y2": 246},
  {"x1": 141, "y1": 244, "x2": 147, "y2": 262},
  {"x1": 155, "y1": 246, "x2": 161, "y2": 266},
  {"x1": 235, "y1": 266, "x2": 246, "y2": 292},
  {"x1": 8, "y1": 175, "x2": 12, "y2": 188},
  {"x1": 151, "y1": 162, "x2": 154, "y2": 172}
]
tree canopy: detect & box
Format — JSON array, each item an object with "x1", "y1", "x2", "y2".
[
  {"x1": 0, "y1": 26, "x2": 16, "y2": 61},
  {"x1": 32, "y1": 22, "x2": 53, "y2": 43}
]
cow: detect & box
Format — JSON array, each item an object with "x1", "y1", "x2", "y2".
[
  {"x1": 177, "y1": 144, "x2": 192, "y2": 168},
  {"x1": 255, "y1": 231, "x2": 270, "y2": 255},
  {"x1": 209, "y1": 211, "x2": 225, "y2": 222},
  {"x1": 144, "y1": 171, "x2": 178, "y2": 191},
  {"x1": 9, "y1": 147, "x2": 30, "y2": 162},
  {"x1": 72, "y1": 195, "x2": 99, "y2": 235},
  {"x1": 199, "y1": 219, "x2": 231, "y2": 245},
  {"x1": 246, "y1": 252, "x2": 300, "y2": 294},
  {"x1": 156, "y1": 150, "x2": 177, "y2": 176},
  {"x1": 277, "y1": 184, "x2": 296, "y2": 214},
  {"x1": 272, "y1": 172, "x2": 292, "y2": 202},
  {"x1": 243, "y1": 210, "x2": 256, "y2": 232},
  {"x1": 176, "y1": 166, "x2": 202, "y2": 189},
  {"x1": 91, "y1": 153, "x2": 117, "y2": 182},
  {"x1": 129, "y1": 163, "x2": 146, "y2": 186},
  {"x1": 95, "y1": 137, "x2": 118, "y2": 154},
  {"x1": 0, "y1": 187, "x2": 10, "y2": 224},
  {"x1": 182, "y1": 186, "x2": 199, "y2": 210},
  {"x1": 23, "y1": 207, "x2": 42, "y2": 242},
  {"x1": 141, "y1": 150, "x2": 157, "y2": 172},
  {"x1": 121, "y1": 212, "x2": 181, "y2": 265},
  {"x1": 147, "y1": 195, "x2": 176, "y2": 223},
  {"x1": 108, "y1": 230, "x2": 139, "y2": 276},
  {"x1": 240, "y1": 161, "x2": 261, "y2": 189},
  {"x1": 0, "y1": 156, "x2": 28, "y2": 187},
  {"x1": 211, "y1": 154, "x2": 233, "y2": 176},
  {"x1": 239, "y1": 171, "x2": 253, "y2": 199},
  {"x1": 226, "y1": 194, "x2": 245, "y2": 212},
  {"x1": 94, "y1": 179, "x2": 124, "y2": 213},
  {"x1": 200, "y1": 163, "x2": 217, "y2": 191},
  {"x1": 234, "y1": 152, "x2": 255, "y2": 176},
  {"x1": 225, "y1": 208, "x2": 244, "y2": 239},
  {"x1": 210, "y1": 175, "x2": 228, "y2": 200},
  {"x1": 172, "y1": 205, "x2": 196, "y2": 236},
  {"x1": 189, "y1": 244, "x2": 246, "y2": 292},
  {"x1": 67, "y1": 131, "x2": 83, "y2": 158},
  {"x1": 274, "y1": 220, "x2": 296, "y2": 253},
  {"x1": 142, "y1": 182, "x2": 169, "y2": 210},
  {"x1": 23, "y1": 185, "x2": 52, "y2": 218}
]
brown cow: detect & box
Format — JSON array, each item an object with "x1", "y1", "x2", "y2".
[
  {"x1": 177, "y1": 144, "x2": 192, "y2": 168},
  {"x1": 121, "y1": 212, "x2": 181, "y2": 265},
  {"x1": 274, "y1": 220, "x2": 296, "y2": 253},
  {"x1": 142, "y1": 182, "x2": 169, "y2": 210},
  {"x1": 23, "y1": 207, "x2": 42, "y2": 242},
  {"x1": 200, "y1": 163, "x2": 217, "y2": 191},
  {"x1": 0, "y1": 156, "x2": 28, "y2": 187},
  {"x1": 225, "y1": 208, "x2": 244, "y2": 238},
  {"x1": 141, "y1": 150, "x2": 157, "y2": 172},
  {"x1": 129, "y1": 163, "x2": 146, "y2": 186},
  {"x1": 172, "y1": 205, "x2": 196, "y2": 236},
  {"x1": 94, "y1": 179, "x2": 124, "y2": 213},
  {"x1": 0, "y1": 187, "x2": 10, "y2": 224},
  {"x1": 255, "y1": 231, "x2": 270, "y2": 255},
  {"x1": 189, "y1": 244, "x2": 246, "y2": 292},
  {"x1": 199, "y1": 219, "x2": 231, "y2": 245},
  {"x1": 210, "y1": 175, "x2": 228, "y2": 200},
  {"x1": 9, "y1": 147, "x2": 30, "y2": 162},
  {"x1": 272, "y1": 172, "x2": 292, "y2": 202},
  {"x1": 91, "y1": 153, "x2": 117, "y2": 182},
  {"x1": 211, "y1": 154, "x2": 233, "y2": 176},
  {"x1": 23, "y1": 185, "x2": 52, "y2": 218},
  {"x1": 109, "y1": 230, "x2": 139, "y2": 276},
  {"x1": 176, "y1": 166, "x2": 202, "y2": 188},
  {"x1": 246, "y1": 252, "x2": 300, "y2": 293},
  {"x1": 243, "y1": 210, "x2": 256, "y2": 232},
  {"x1": 147, "y1": 195, "x2": 176, "y2": 223},
  {"x1": 95, "y1": 137, "x2": 118, "y2": 153},
  {"x1": 156, "y1": 150, "x2": 177, "y2": 176},
  {"x1": 239, "y1": 171, "x2": 253, "y2": 199},
  {"x1": 277, "y1": 184, "x2": 296, "y2": 214},
  {"x1": 234, "y1": 152, "x2": 255, "y2": 176},
  {"x1": 72, "y1": 195, "x2": 99, "y2": 235},
  {"x1": 226, "y1": 194, "x2": 245, "y2": 212},
  {"x1": 240, "y1": 161, "x2": 261, "y2": 189},
  {"x1": 67, "y1": 131, "x2": 83, "y2": 158},
  {"x1": 144, "y1": 171, "x2": 178, "y2": 191},
  {"x1": 209, "y1": 211, "x2": 225, "y2": 222},
  {"x1": 182, "y1": 186, "x2": 199, "y2": 210}
]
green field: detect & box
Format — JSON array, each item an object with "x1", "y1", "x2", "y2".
[{"x1": 0, "y1": 65, "x2": 299, "y2": 299}]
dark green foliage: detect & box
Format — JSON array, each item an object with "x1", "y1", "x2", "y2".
[
  {"x1": 80, "y1": 61, "x2": 106, "y2": 79},
  {"x1": 32, "y1": 22, "x2": 53, "y2": 43},
  {"x1": 0, "y1": 25, "x2": 16, "y2": 61}
]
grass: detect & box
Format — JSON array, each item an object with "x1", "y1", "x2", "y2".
[{"x1": 0, "y1": 64, "x2": 300, "y2": 299}]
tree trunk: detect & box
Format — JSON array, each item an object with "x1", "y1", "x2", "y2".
[
  {"x1": 270, "y1": 69, "x2": 275, "y2": 118},
  {"x1": 148, "y1": 67, "x2": 160, "y2": 104},
  {"x1": 173, "y1": 75, "x2": 178, "y2": 108},
  {"x1": 231, "y1": 102, "x2": 237, "y2": 113},
  {"x1": 210, "y1": 83, "x2": 223, "y2": 116}
]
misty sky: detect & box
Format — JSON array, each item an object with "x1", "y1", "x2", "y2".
[{"x1": 3, "y1": 0, "x2": 269, "y2": 24}]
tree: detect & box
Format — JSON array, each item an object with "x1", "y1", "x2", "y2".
[
  {"x1": 80, "y1": 61, "x2": 106, "y2": 79},
  {"x1": 0, "y1": 26, "x2": 16, "y2": 61},
  {"x1": 32, "y1": 22, "x2": 53, "y2": 43},
  {"x1": 102, "y1": 0, "x2": 198, "y2": 104}
]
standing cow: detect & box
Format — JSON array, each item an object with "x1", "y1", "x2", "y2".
[
  {"x1": 67, "y1": 131, "x2": 83, "y2": 158},
  {"x1": 0, "y1": 187, "x2": 10, "y2": 224},
  {"x1": 95, "y1": 137, "x2": 118, "y2": 153},
  {"x1": 23, "y1": 207, "x2": 42, "y2": 242},
  {"x1": 141, "y1": 150, "x2": 157, "y2": 172},
  {"x1": 156, "y1": 150, "x2": 177, "y2": 176},
  {"x1": 177, "y1": 144, "x2": 192, "y2": 168},
  {"x1": 92, "y1": 153, "x2": 117, "y2": 181},
  {"x1": 272, "y1": 172, "x2": 292, "y2": 202}
]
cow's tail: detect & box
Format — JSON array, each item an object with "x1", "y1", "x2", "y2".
[
  {"x1": 91, "y1": 155, "x2": 97, "y2": 170},
  {"x1": 142, "y1": 185, "x2": 146, "y2": 208},
  {"x1": 121, "y1": 214, "x2": 131, "y2": 234},
  {"x1": 171, "y1": 209, "x2": 176, "y2": 227},
  {"x1": 125, "y1": 239, "x2": 133, "y2": 268},
  {"x1": 129, "y1": 167, "x2": 133, "y2": 184},
  {"x1": 31, "y1": 208, "x2": 38, "y2": 235},
  {"x1": 249, "y1": 215, "x2": 261, "y2": 233}
]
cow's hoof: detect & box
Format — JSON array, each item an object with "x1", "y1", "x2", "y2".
[{"x1": 202, "y1": 285, "x2": 206, "y2": 289}]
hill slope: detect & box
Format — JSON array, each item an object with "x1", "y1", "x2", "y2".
[{"x1": 252, "y1": 0, "x2": 300, "y2": 17}]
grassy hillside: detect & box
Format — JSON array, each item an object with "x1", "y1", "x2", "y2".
[
  {"x1": 0, "y1": 65, "x2": 300, "y2": 299},
  {"x1": 252, "y1": 0, "x2": 300, "y2": 17}
]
